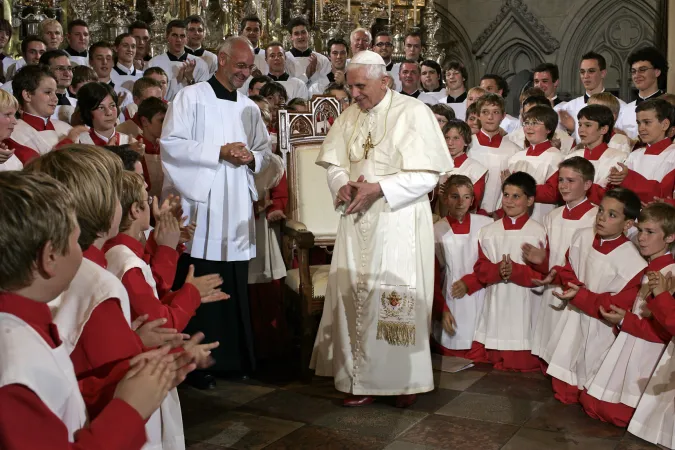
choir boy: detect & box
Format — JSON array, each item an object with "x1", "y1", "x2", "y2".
[
  {"x1": 616, "y1": 46, "x2": 668, "y2": 141},
  {"x1": 185, "y1": 15, "x2": 218, "y2": 76},
  {"x1": 64, "y1": 19, "x2": 90, "y2": 66},
  {"x1": 538, "y1": 188, "x2": 646, "y2": 404},
  {"x1": 129, "y1": 21, "x2": 152, "y2": 70},
  {"x1": 466, "y1": 103, "x2": 480, "y2": 134},
  {"x1": 0, "y1": 19, "x2": 14, "y2": 83},
  {"x1": 440, "y1": 61, "x2": 468, "y2": 120},
  {"x1": 467, "y1": 93, "x2": 520, "y2": 215},
  {"x1": 75, "y1": 82, "x2": 136, "y2": 146},
  {"x1": 399, "y1": 60, "x2": 438, "y2": 104},
  {"x1": 110, "y1": 33, "x2": 143, "y2": 92},
  {"x1": 587, "y1": 92, "x2": 632, "y2": 154},
  {"x1": 558, "y1": 52, "x2": 626, "y2": 141},
  {"x1": 533, "y1": 63, "x2": 563, "y2": 107},
  {"x1": 39, "y1": 50, "x2": 77, "y2": 123},
  {"x1": 581, "y1": 203, "x2": 674, "y2": 427},
  {"x1": 265, "y1": 42, "x2": 309, "y2": 100},
  {"x1": 134, "y1": 96, "x2": 166, "y2": 197},
  {"x1": 420, "y1": 60, "x2": 445, "y2": 101},
  {"x1": 431, "y1": 103, "x2": 455, "y2": 129},
  {"x1": 9, "y1": 65, "x2": 79, "y2": 162},
  {"x1": 40, "y1": 18, "x2": 63, "y2": 51},
  {"x1": 147, "y1": 19, "x2": 210, "y2": 101},
  {"x1": 608, "y1": 99, "x2": 675, "y2": 205},
  {"x1": 142, "y1": 67, "x2": 170, "y2": 100},
  {"x1": 116, "y1": 77, "x2": 163, "y2": 137},
  {"x1": 104, "y1": 171, "x2": 228, "y2": 331},
  {"x1": 309, "y1": 38, "x2": 348, "y2": 96},
  {"x1": 68, "y1": 65, "x2": 98, "y2": 98},
  {"x1": 0, "y1": 171, "x2": 175, "y2": 449},
  {"x1": 470, "y1": 172, "x2": 548, "y2": 371},
  {"x1": 2, "y1": 35, "x2": 46, "y2": 85},
  {"x1": 432, "y1": 175, "x2": 493, "y2": 359},
  {"x1": 442, "y1": 119, "x2": 487, "y2": 212},
  {"x1": 239, "y1": 16, "x2": 266, "y2": 72},
  {"x1": 0, "y1": 89, "x2": 22, "y2": 171},
  {"x1": 89, "y1": 41, "x2": 134, "y2": 112},
  {"x1": 285, "y1": 17, "x2": 331, "y2": 85},
  {"x1": 24, "y1": 145, "x2": 201, "y2": 448},
  {"x1": 523, "y1": 157, "x2": 598, "y2": 367},
  {"x1": 479, "y1": 74, "x2": 519, "y2": 133},
  {"x1": 565, "y1": 104, "x2": 626, "y2": 205},
  {"x1": 504, "y1": 105, "x2": 563, "y2": 222},
  {"x1": 507, "y1": 91, "x2": 574, "y2": 155},
  {"x1": 628, "y1": 210, "x2": 675, "y2": 446},
  {"x1": 466, "y1": 86, "x2": 486, "y2": 106}
]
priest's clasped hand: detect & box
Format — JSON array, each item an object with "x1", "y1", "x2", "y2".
[
  {"x1": 345, "y1": 175, "x2": 384, "y2": 214},
  {"x1": 220, "y1": 142, "x2": 253, "y2": 166}
]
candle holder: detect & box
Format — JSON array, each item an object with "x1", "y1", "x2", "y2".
[
  {"x1": 422, "y1": 0, "x2": 443, "y2": 63},
  {"x1": 14, "y1": 0, "x2": 63, "y2": 40},
  {"x1": 147, "y1": 0, "x2": 169, "y2": 56}
]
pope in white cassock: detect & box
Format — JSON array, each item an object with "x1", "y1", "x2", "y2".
[
  {"x1": 310, "y1": 50, "x2": 453, "y2": 408},
  {"x1": 160, "y1": 36, "x2": 270, "y2": 386}
]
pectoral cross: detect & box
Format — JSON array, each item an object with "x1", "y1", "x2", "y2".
[{"x1": 362, "y1": 132, "x2": 374, "y2": 160}]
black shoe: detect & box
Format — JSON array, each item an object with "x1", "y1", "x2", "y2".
[{"x1": 184, "y1": 371, "x2": 216, "y2": 390}]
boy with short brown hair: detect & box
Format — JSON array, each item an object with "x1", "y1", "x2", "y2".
[{"x1": 0, "y1": 171, "x2": 173, "y2": 448}]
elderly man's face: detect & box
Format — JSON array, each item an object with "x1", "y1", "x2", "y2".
[
  {"x1": 351, "y1": 31, "x2": 370, "y2": 55},
  {"x1": 347, "y1": 66, "x2": 387, "y2": 111},
  {"x1": 220, "y1": 41, "x2": 254, "y2": 89}
]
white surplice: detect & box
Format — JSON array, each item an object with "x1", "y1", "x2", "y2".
[
  {"x1": 545, "y1": 228, "x2": 647, "y2": 389},
  {"x1": 110, "y1": 62, "x2": 143, "y2": 92},
  {"x1": 311, "y1": 89, "x2": 453, "y2": 395},
  {"x1": 160, "y1": 79, "x2": 269, "y2": 262},
  {"x1": 507, "y1": 125, "x2": 575, "y2": 155},
  {"x1": 565, "y1": 146, "x2": 626, "y2": 189},
  {"x1": 533, "y1": 203, "x2": 598, "y2": 360},
  {"x1": 585, "y1": 263, "x2": 673, "y2": 407},
  {"x1": 433, "y1": 214, "x2": 493, "y2": 350},
  {"x1": 10, "y1": 117, "x2": 71, "y2": 155},
  {"x1": 147, "y1": 53, "x2": 210, "y2": 101},
  {"x1": 557, "y1": 94, "x2": 626, "y2": 142}
]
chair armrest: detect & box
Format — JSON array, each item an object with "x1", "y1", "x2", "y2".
[{"x1": 282, "y1": 220, "x2": 315, "y2": 248}]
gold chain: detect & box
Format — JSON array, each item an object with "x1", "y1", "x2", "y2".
[{"x1": 348, "y1": 91, "x2": 394, "y2": 162}]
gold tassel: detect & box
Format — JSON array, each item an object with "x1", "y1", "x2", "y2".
[{"x1": 376, "y1": 321, "x2": 416, "y2": 346}]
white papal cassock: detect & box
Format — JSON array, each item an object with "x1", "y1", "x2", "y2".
[
  {"x1": 160, "y1": 77, "x2": 269, "y2": 261},
  {"x1": 310, "y1": 89, "x2": 453, "y2": 395}
]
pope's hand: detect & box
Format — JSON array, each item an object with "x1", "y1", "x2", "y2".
[
  {"x1": 220, "y1": 142, "x2": 253, "y2": 166},
  {"x1": 345, "y1": 176, "x2": 383, "y2": 214},
  {"x1": 335, "y1": 182, "x2": 354, "y2": 207}
]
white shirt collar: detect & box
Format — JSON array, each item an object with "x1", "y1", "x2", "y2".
[
  {"x1": 566, "y1": 197, "x2": 588, "y2": 211},
  {"x1": 23, "y1": 112, "x2": 49, "y2": 125},
  {"x1": 599, "y1": 234, "x2": 622, "y2": 246},
  {"x1": 94, "y1": 129, "x2": 115, "y2": 143},
  {"x1": 115, "y1": 62, "x2": 134, "y2": 74}
]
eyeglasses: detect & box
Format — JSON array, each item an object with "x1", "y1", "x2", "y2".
[
  {"x1": 522, "y1": 120, "x2": 545, "y2": 128},
  {"x1": 630, "y1": 66, "x2": 655, "y2": 75},
  {"x1": 374, "y1": 42, "x2": 393, "y2": 48}
]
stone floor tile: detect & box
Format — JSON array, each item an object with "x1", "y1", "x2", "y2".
[
  {"x1": 264, "y1": 425, "x2": 390, "y2": 450},
  {"x1": 524, "y1": 400, "x2": 626, "y2": 439},
  {"x1": 435, "y1": 391, "x2": 545, "y2": 425},
  {"x1": 501, "y1": 427, "x2": 622, "y2": 450}
]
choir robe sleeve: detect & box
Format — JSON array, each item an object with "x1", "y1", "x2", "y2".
[
  {"x1": 379, "y1": 171, "x2": 439, "y2": 211},
  {"x1": 509, "y1": 261, "x2": 545, "y2": 287},
  {"x1": 621, "y1": 168, "x2": 675, "y2": 204},
  {"x1": 535, "y1": 170, "x2": 561, "y2": 204},
  {"x1": 647, "y1": 291, "x2": 675, "y2": 335},
  {"x1": 269, "y1": 172, "x2": 288, "y2": 213},
  {"x1": 528, "y1": 237, "x2": 550, "y2": 275},
  {"x1": 587, "y1": 183, "x2": 607, "y2": 206},
  {"x1": 147, "y1": 244, "x2": 179, "y2": 298},
  {"x1": 432, "y1": 258, "x2": 449, "y2": 316},
  {"x1": 569, "y1": 271, "x2": 644, "y2": 320},
  {"x1": 473, "y1": 245, "x2": 502, "y2": 287},
  {"x1": 122, "y1": 268, "x2": 201, "y2": 332},
  {"x1": 8, "y1": 139, "x2": 39, "y2": 164},
  {"x1": 70, "y1": 299, "x2": 144, "y2": 379},
  {"x1": 471, "y1": 174, "x2": 486, "y2": 213},
  {"x1": 78, "y1": 359, "x2": 131, "y2": 419},
  {"x1": 0, "y1": 385, "x2": 146, "y2": 450},
  {"x1": 551, "y1": 249, "x2": 583, "y2": 287},
  {"x1": 621, "y1": 311, "x2": 671, "y2": 343}
]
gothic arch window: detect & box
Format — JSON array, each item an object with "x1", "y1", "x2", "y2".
[
  {"x1": 557, "y1": 0, "x2": 660, "y2": 101},
  {"x1": 487, "y1": 40, "x2": 543, "y2": 82},
  {"x1": 433, "y1": 2, "x2": 479, "y2": 86}
]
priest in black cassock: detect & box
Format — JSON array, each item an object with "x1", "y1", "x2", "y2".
[{"x1": 160, "y1": 36, "x2": 270, "y2": 388}]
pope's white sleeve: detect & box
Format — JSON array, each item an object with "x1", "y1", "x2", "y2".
[
  {"x1": 379, "y1": 171, "x2": 439, "y2": 211},
  {"x1": 326, "y1": 165, "x2": 350, "y2": 202}
]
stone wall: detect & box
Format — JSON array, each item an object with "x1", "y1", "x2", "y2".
[{"x1": 434, "y1": 0, "x2": 664, "y2": 109}]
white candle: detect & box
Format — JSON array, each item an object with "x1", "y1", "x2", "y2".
[
  {"x1": 388, "y1": 0, "x2": 392, "y2": 23},
  {"x1": 347, "y1": 0, "x2": 351, "y2": 16},
  {"x1": 413, "y1": 0, "x2": 417, "y2": 25}
]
